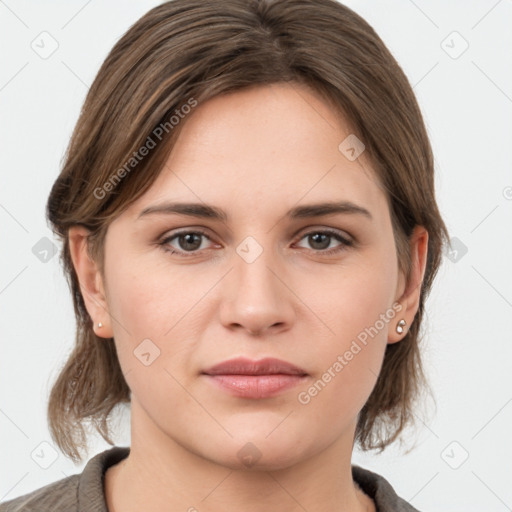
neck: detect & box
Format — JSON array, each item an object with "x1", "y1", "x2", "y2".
[{"x1": 105, "y1": 400, "x2": 374, "y2": 512}]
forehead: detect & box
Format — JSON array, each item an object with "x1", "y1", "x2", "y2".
[{"x1": 125, "y1": 83, "x2": 388, "y2": 222}]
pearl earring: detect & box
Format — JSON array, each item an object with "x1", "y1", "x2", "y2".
[
  {"x1": 396, "y1": 319, "x2": 406, "y2": 334},
  {"x1": 98, "y1": 322, "x2": 103, "y2": 328}
]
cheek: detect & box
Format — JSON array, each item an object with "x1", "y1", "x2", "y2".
[
  {"x1": 106, "y1": 254, "x2": 200, "y2": 337},
  {"x1": 310, "y1": 253, "x2": 398, "y2": 348},
  {"x1": 298, "y1": 254, "x2": 398, "y2": 409},
  {"x1": 106, "y1": 263, "x2": 162, "y2": 338},
  {"x1": 104, "y1": 255, "x2": 218, "y2": 378}
]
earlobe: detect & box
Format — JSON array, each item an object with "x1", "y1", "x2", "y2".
[
  {"x1": 388, "y1": 226, "x2": 429, "y2": 344},
  {"x1": 387, "y1": 314, "x2": 408, "y2": 344},
  {"x1": 68, "y1": 226, "x2": 113, "y2": 339}
]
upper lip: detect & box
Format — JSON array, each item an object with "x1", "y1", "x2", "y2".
[{"x1": 202, "y1": 357, "x2": 308, "y2": 376}]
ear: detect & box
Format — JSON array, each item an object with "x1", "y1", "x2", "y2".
[
  {"x1": 388, "y1": 225, "x2": 429, "y2": 344},
  {"x1": 68, "y1": 226, "x2": 113, "y2": 339}
]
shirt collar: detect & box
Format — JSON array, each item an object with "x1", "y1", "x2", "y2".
[{"x1": 77, "y1": 446, "x2": 418, "y2": 512}]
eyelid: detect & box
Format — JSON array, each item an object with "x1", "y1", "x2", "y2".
[
  {"x1": 158, "y1": 227, "x2": 216, "y2": 248},
  {"x1": 158, "y1": 226, "x2": 352, "y2": 245},
  {"x1": 294, "y1": 225, "x2": 353, "y2": 243}
]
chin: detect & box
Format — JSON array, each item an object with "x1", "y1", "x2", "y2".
[{"x1": 205, "y1": 432, "x2": 313, "y2": 472}]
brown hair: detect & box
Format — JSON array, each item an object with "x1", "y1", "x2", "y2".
[{"x1": 46, "y1": 0, "x2": 449, "y2": 463}]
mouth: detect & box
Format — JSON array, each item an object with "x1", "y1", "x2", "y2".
[{"x1": 201, "y1": 357, "x2": 309, "y2": 399}]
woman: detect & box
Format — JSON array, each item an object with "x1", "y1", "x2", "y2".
[{"x1": 0, "y1": 0, "x2": 449, "y2": 511}]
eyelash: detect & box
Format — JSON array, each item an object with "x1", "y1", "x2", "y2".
[{"x1": 158, "y1": 228, "x2": 354, "y2": 258}]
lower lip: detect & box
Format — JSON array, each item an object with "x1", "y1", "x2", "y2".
[{"x1": 204, "y1": 374, "x2": 307, "y2": 399}]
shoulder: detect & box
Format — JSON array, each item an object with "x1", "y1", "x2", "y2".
[
  {"x1": 0, "y1": 446, "x2": 130, "y2": 512},
  {"x1": 352, "y1": 464, "x2": 422, "y2": 512},
  {"x1": 0, "y1": 474, "x2": 80, "y2": 512}
]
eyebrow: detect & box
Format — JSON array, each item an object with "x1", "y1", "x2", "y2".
[{"x1": 137, "y1": 200, "x2": 373, "y2": 222}]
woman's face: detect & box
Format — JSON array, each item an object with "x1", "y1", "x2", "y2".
[{"x1": 81, "y1": 82, "x2": 424, "y2": 470}]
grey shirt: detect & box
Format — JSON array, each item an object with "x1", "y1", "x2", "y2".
[{"x1": 0, "y1": 446, "x2": 420, "y2": 511}]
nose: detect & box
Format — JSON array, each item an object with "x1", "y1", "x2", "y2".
[{"x1": 219, "y1": 245, "x2": 296, "y2": 337}]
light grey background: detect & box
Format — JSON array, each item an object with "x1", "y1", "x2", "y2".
[{"x1": 1, "y1": 1, "x2": 511, "y2": 510}]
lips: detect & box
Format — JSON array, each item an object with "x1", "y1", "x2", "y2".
[
  {"x1": 201, "y1": 357, "x2": 308, "y2": 399},
  {"x1": 203, "y1": 357, "x2": 308, "y2": 376}
]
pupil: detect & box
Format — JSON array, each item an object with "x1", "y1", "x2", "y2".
[
  {"x1": 180, "y1": 233, "x2": 201, "y2": 251},
  {"x1": 310, "y1": 233, "x2": 329, "y2": 250}
]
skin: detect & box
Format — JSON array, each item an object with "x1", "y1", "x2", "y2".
[{"x1": 69, "y1": 82, "x2": 428, "y2": 512}]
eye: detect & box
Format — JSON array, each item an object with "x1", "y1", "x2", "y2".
[
  {"x1": 159, "y1": 229, "x2": 215, "y2": 256},
  {"x1": 158, "y1": 228, "x2": 354, "y2": 258},
  {"x1": 294, "y1": 229, "x2": 353, "y2": 255}
]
